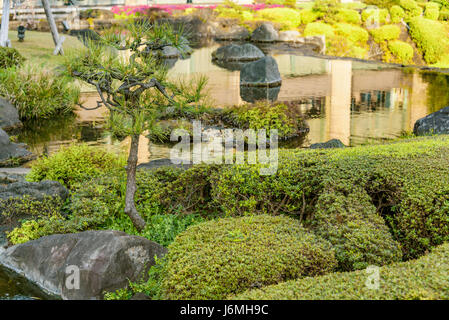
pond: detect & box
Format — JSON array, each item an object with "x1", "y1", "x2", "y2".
[
  {"x1": 14, "y1": 42, "x2": 449, "y2": 165},
  {"x1": 2, "y1": 41, "x2": 449, "y2": 299}
]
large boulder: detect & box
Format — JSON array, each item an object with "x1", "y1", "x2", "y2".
[
  {"x1": 413, "y1": 106, "x2": 449, "y2": 136},
  {"x1": 212, "y1": 43, "x2": 264, "y2": 62},
  {"x1": 0, "y1": 128, "x2": 34, "y2": 167},
  {"x1": 240, "y1": 56, "x2": 282, "y2": 87},
  {"x1": 0, "y1": 230, "x2": 167, "y2": 299},
  {"x1": 310, "y1": 139, "x2": 346, "y2": 149},
  {"x1": 0, "y1": 97, "x2": 21, "y2": 131},
  {"x1": 278, "y1": 30, "x2": 301, "y2": 42},
  {"x1": 240, "y1": 85, "x2": 281, "y2": 103},
  {"x1": 0, "y1": 180, "x2": 69, "y2": 202},
  {"x1": 251, "y1": 23, "x2": 279, "y2": 42}
]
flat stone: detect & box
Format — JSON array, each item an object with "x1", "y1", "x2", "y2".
[
  {"x1": 212, "y1": 43, "x2": 264, "y2": 62},
  {"x1": 278, "y1": 30, "x2": 301, "y2": 42}
]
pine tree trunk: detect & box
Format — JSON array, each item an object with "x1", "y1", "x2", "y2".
[{"x1": 124, "y1": 134, "x2": 146, "y2": 231}]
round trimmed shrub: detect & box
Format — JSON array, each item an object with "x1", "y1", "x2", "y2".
[
  {"x1": 399, "y1": 0, "x2": 423, "y2": 18},
  {"x1": 362, "y1": 8, "x2": 389, "y2": 24},
  {"x1": 335, "y1": 8, "x2": 361, "y2": 24},
  {"x1": 334, "y1": 23, "x2": 369, "y2": 43},
  {"x1": 300, "y1": 9, "x2": 320, "y2": 24},
  {"x1": 388, "y1": 40, "x2": 414, "y2": 63},
  {"x1": 390, "y1": 5, "x2": 406, "y2": 23},
  {"x1": 304, "y1": 22, "x2": 335, "y2": 38},
  {"x1": 424, "y1": 2, "x2": 440, "y2": 20},
  {"x1": 370, "y1": 24, "x2": 401, "y2": 43},
  {"x1": 161, "y1": 215, "x2": 337, "y2": 300}
]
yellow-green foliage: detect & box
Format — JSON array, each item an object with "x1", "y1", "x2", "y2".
[
  {"x1": 424, "y1": 2, "x2": 440, "y2": 20},
  {"x1": 256, "y1": 8, "x2": 302, "y2": 30},
  {"x1": 362, "y1": 8, "x2": 389, "y2": 24},
  {"x1": 0, "y1": 47, "x2": 25, "y2": 69},
  {"x1": 335, "y1": 8, "x2": 361, "y2": 24},
  {"x1": 390, "y1": 5, "x2": 406, "y2": 23},
  {"x1": 388, "y1": 40, "x2": 414, "y2": 63},
  {"x1": 304, "y1": 22, "x2": 335, "y2": 38},
  {"x1": 233, "y1": 242, "x2": 449, "y2": 300},
  {"x1": 300, "y1": 8, "x2": 320, "y2": 24},
  {"x1": 334, "y1": 23, "x2": 369, "y2": 43},
  {"x1": 215, "y1": 6, "x2": 253, "y2": 21},
  {"x1": 161, "y1": 215, "x2": 338, "y2": 300},
  {"x1": 27, "y1": 144, "x2": 126, "y2": 188},
  {"x1": 370, "y1": 24, "x2": 401, "y2": 43},
  {"x1": 399, "y1": 0, "x2": 423, "y2": 18},
  {"x1": 408, "y1": 17, "x2": 449, "y2": 64}
]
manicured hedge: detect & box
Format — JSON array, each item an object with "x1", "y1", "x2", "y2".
[
  {"x1": 233, "y1": 243, "x2": 449, "y2": 300},
  {"x1": 399, "y1": 0, "x2": 423, "y2": 18},
  {"x1": 388, "y1": 40, "x2": 414, "y2": 63},
  {"x1": 361, "y1": 8, "x2": 389, "y2": 24},
  {"x1": 370, "y1": 24, "x2": 401, "y2": 42},
  {"x1": 390, "y1": 5, "x2": 405, "y2": 23},
  {"x1": 408, "y1": 17, "x2": 449, "y2": 64},
  {"x1": 334, "y1": 23, "x2": 369, "y2": 43},
  {"x1": 335, "y1": 8, "x2": 361, "y2": 24},
  {"x1": 424, "y1": 2, "x2": 440, "y2": 20},
  {"x1": 161, "y1": 215, "x2": 337, "y2": 300}
]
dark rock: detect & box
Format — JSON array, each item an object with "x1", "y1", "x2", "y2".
[
  {"x1": 137, "y1": 158, "x2": 192, "y2": 171},
  {"x1": 251, "y1": 23, "x2": 279, "y2": 42},
  {"x1": 240, "y1": 56, "x2": 282, "y2": 87},
  {"x1": 0, "y1": 230, "x2": 167, "y2": 300},
  {"x1": 413, "y1": 106, "x2": 449, "y2": 136},
  {"x1": 0, "y1": 97, "x2": 21, "y2": 131},
  {"x1": 310, "y1": 139, "x2": 346, "y2": 149},
  {"x1": 0, "y1": 180, "x2": 69, "y2": 202},
  {"x1": 212, "y1": 43, "x2": 264, "y2": 62},
  {"x1": 240, "y1": 85, "x2": 281, "y2": 103},
  {"x1": 212, "y1": 59, "x2": 247, "y2": 71},
  {"x1": 0, "y1": 128, "x2": 34, "y2": 167}
]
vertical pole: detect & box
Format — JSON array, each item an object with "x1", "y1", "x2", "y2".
[
  {"x1": 42, "y1": 0, "x2": 64, "y2": 55},
  {"x1": 0, "y1": 0, "x2": 11, "y2": 47}
]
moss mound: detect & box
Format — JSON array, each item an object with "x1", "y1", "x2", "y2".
[
  {"x1": 233, "y1": 242, "x2": 449, "y2": 300},
  {"x1": 161, "y1": 215, "x2": 337, "y2": 300}
]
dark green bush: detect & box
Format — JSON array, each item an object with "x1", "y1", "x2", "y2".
[
  {"x1": 161, "y1": 215, "x2": 337, "y2": 300},
  {"x1": 0, "y1": 67, "x2": 80, "y2": 120},
  {"x1": 27, "y1": 144, "x2": 126, "y2": 188},
  {"x1": 0, "y1": 47, "x2": 25, "y2": 69},
  {"x1": 234, "y1": 242, "x2": 449, "y2": 300}
]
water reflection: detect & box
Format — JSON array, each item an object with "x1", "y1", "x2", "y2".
[{"x1": 16, "y1": 44, "x2": 449, "y2": 164}]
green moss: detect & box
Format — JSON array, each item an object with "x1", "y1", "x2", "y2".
[
  {"x1": 424, "y1": 2, "x2": 440, "y2": 20},
  {"x1": 233, "y1": 242, "x2": 449, "y2": 300},
  {"x1": 370, "y1": 24, "x2": 401, "y2": 42},
  {"x1": 388, "y1": 40, "x2": 414, "y2": 63},
  {"x1": 408, "y1": 16, "x2": 449, "y2": 64},
  {"x1": 304, "y1": 22, "x2": 335, "y2": 38},
  {"x1": 161, "y1": 215, "x2": 337, "y2": 300},
  {"x1": 27, "y1": 144, "x2": 126, "y2": 189},
  {"x1": 335, "y1": 8, "x2": 361, "y2": 24},
  {"x1": 390, "y1": 5, "x2": 406, "y2": 22},
  {"x1": 334, "y1": 23, "x2": 369, "y2": 43}
]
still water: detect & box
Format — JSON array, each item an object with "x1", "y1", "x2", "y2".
[{"x1": 16, "y1": 44, "x2": 449, "y2": 164}]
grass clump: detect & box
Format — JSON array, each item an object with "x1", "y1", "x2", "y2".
[
  {"x1": 0, "y1": 47, "x2": 25, "y2": 69},
  {"x1": 0, "y1": 67, "x2": 80, "y2": 120},
  {"x1": 161, "y1": 215, "x2": 337, "y2": 300},
  {"x1": 234, "y1": 243, "x2": 449, "y2": 300},
  {"x1": 388, "y1": 40, "x2": 414, "y2": 64},
  {"x1": 370, "y1": 24, "x2": 401, "y2": 43}
]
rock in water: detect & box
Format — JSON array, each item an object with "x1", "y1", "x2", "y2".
[
  {"x1": 0, "y1": 230, "x2": 167, "y2": 300},
  {"x1": 0, "y1": 97, "x2": 21, "y2": 130},
  {"x1": 240, "y1": 56, "x2": 282, "y2": 87},
  {"x1": 251, "y1": 23, "x2": 279, "y2": 42},
  {"x1": 310, "y1": 139, "x2": 346, "y2": 149},
  {"x1": 212, "y1": 43, "x2": 264, "y2": 62},
  {"x1": 413, "y1": 106, "x2": 449, "y2": 136},
  {"x1": 0, "y1": 128, "x2": 34, "y2": 167}
]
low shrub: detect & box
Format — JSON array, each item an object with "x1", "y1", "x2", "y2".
[
  {"x1": 0, "y1": 47, "x2": 25, "y2": 69},
  {"x1": 388, "y1": 40, "x2": 414, "y2": 63},
  {"x1": 257, "y1": 8, "x2": 302, "y2": 29},
  {"x1": 303, "y1": 22, "x2": 335, "y2": 38},
  {"x1": 363, "y1": 0, "x2": 400, "y2": 8},
  {"x1": 161, "y1": 215, "x2": 337, "y2": 300},
  {"x1": 408, "y1": 16, "x2": 449, "y2": 64},
  {"x1": 300, "y1": 9, "x2": 320, "y2": 24},
  {"x1": 370, "y1": 24, "x2": 401, "y2": 42},
  {"x1": 390, "y1": 5, "x2": 406, "y2": 22},
  {"x1": 0, "y1": 67, "x2": 80, "y2": 120},
  {"x1": 27, "y1": 144, "x2": 126, "y2": 188},
  {"x1": 234, "y1": 242, "x2": 449, "y2": 300},
  {"x1": 424, "y1": 2, "x2": 440, "y2": 20},
  {"x1": 439, "y1": 8, "x2": 449, "y2": 20},
  {"x1": 335, "y1": 8, "x2": 361, "y2": 24},
  {"x1": 399, "y1": 0, "x2": 423, "y2": 18},
  {"x1": 361, "y1": 8, "x2": 389, "y2": 24},
  {"x1": 334, "y1": 23, "x2": 369, "y2": 43}
]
